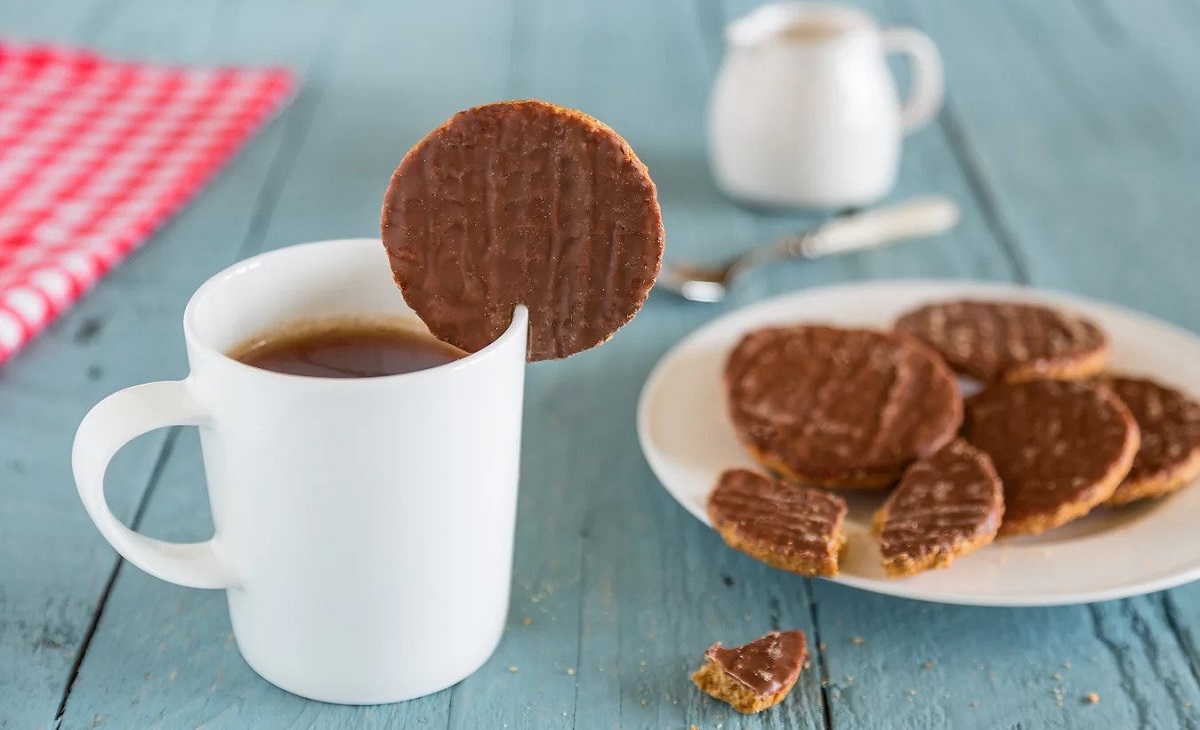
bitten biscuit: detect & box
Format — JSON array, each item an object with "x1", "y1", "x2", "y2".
[
  {"x1": 724, "y1": 325, "x2": 962, "y2": 489},
  {"x1": 963, "y1": 379, "x2": 1139, "y2": 536},
  {"x1": 1104, "y1": 376, "x2": 1200, "y2": 506},
  {"x1": 692, "y1": 630, "x2": 807, "y2": 714},
  {"x1": 874, "y1": 439, "x2": 1004, "y2": 577},
  {"x1": 707, "y1": 468, "x2": 847, "y2": 577},
  {"x1": 382, "y1": 100, "x2": 664, "y2": 361},
  {"x1": 895, "y1": 299, "x2": 1107, "y2": 383}
]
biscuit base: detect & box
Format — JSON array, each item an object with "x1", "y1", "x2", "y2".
[
  {"x1": 745, "y1": 443, "x2": 908, "y2": 490},
  {"x1": 714, "y1": 514, "x2": 846, "y2": 578},
  {"x1": 998, "y1": 343, "x2": 1108, "y2": 384},
  {"x1": 691, "y1": 659, "x2": 796, "y2": 714},
  {"x1": 998, "y1": 420, "x2": 1140, "y2": 537},
  {"x1": 871, "y1": 508, "x2": 1000, "y2": 578},
  {"x1": 1106, "y1": 446, "x2": 1200, "y2": 506}
]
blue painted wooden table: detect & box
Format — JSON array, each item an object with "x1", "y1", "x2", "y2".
[{"x1": 3, "y1": 0, "x2": 1200, "y2": 727}]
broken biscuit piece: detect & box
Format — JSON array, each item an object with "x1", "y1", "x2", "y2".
[{"x1": 692, "y1": 630, "x2": 807, "y2": 714}]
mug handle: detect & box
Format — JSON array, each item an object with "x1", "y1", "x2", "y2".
[
  {"x1": 883, "y1": 27, "x2": 945, "y2": 134},
  {"x1": 72, "y1": 380, "x2": 238, "y2": 589}
]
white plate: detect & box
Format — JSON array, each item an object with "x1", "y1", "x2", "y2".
[{"x1": 637, "y1": 280, "x2": 1200, "y2": 607}]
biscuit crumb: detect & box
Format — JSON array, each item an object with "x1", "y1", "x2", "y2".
[
  {"x1": 522, "y1": 617, "x2": 532, "y2": 627},
  {"x1": 970, "y1": 701, "x2": 979, "y2": 708},
  {"x1": 851, "y1": 636, "x2": 865, "y2": 645},
  {"x1": 691, "y1": 726, "x2": 699, "y2": 730},
  {"x1": 907, "y1": 689, "x2": 917, "y2": 696},
  {"x1": 1063, "y1": 661, "x2": 1072, "y2": 669},
  {"x1": 508, "y1": 665, "x2": 519, "y2": 673},
  {"x1": 566, "y1": 668, "x2": 575, "y2": 676},
  {"x1": 640, "y1": 700, "x2": 648, "y2": 708},
  {"x1": 845, "y1": 675, "x2": 854, "y2": 683},
  {"x1": 1052, "y1": 671, "x2": 1062, "y2": 681},
  {"x1": 923, "y1": 660, "x2": 934, "y2": 669},
  {"x1": 1086, "y1": 693, "x2": 1100, "y2": 704},
  {"x1": 819, "y1": 642, "x2": 827, "y2": 652}
]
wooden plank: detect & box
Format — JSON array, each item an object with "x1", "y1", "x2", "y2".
[
  {"x1": 56, "y1": 0, "x2": 517, "y2": 727},
  {"x1": 0, "y1": 1, "x2": 306, "y2": 726},
  {"x1": 443, "y1": 1, "x2": 826, "y2": 727},
  {"x1": 706, "y1": 1, "x2": 1200, "y2": 729},
  {"x1": 898, "y1": 0, "x2": 1200, "y2": 331},
  {"x1": 900, "y1": 0, "x2": 1200, "y2": 705}
]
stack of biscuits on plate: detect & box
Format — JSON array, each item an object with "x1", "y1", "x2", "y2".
[{"x1": 708, "y1": 300, "x2": 1200, "y2": 578}]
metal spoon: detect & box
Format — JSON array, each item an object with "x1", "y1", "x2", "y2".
[{"x1": 657, "y1": 196, "x2": 960, "y2": 302}]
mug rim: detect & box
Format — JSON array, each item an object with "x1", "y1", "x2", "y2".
[{"x1": 182, "y1": 238, "x2": 529, "y2": 387}]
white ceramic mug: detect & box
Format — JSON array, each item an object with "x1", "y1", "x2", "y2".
[
  {"x1": 72, "y1": 238, "x2": 528, "y2": 704},
  {"x1": 708, "y1": 3, "x2": 944, "y2": 209}
]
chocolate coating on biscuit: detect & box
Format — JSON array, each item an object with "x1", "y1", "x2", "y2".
[
  {"x1": 895, "y1": 300, "x2": 1106, "y2": 382},
  {"x1": 705, "y1": 631, "x2": 807, "y2": 696},
  {"x1": 725, "y1": 326, "x2": 962, "y2": 486},
  {"x1": 878, "y1": 439, "x2": 1003, "y2": 571},
  {"x1": 964, "y1": 379, "x2": 1137, "y2": 534},
  {"x1": 1107, "y1": 376, "x2": 1200, "y2": 485},
  {"x1": 382, "y1": 100, "x2": 664, "y2": 361},
  {"x1": 707, "y1": 469, "x2": 846, "y2": 577}
]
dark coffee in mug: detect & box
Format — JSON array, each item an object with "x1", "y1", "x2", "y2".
[{"x1": 229, "y1": 318, "x2": 464, "y2": 378}]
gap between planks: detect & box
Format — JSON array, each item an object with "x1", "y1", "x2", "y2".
[
  {"x1": 889, "y1": 0, "x2": 1032, "y2": 285},
  {"x1": 53, "y1": 427, "x2": 183, "y2": 729},
  {"x1": 691, "y1": 2, "x2": 847, "y2": 727}
]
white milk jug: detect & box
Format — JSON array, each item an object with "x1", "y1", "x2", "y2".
[{"x1": 709, "y1": 3, "x2": 943, "y2": 209}]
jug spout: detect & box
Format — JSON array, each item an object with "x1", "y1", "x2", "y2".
[{"x1": 726, "y1": 2, "x2": 876, "y2": 48}]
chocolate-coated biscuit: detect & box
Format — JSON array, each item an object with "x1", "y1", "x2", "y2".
[
  {"x1": 692, "y1": 630, "x2": 807, "y2": 714},
  {"x1": 874, "y1": 439, "x2": 1004, "y2": 577},
  {"x1": 1104, "y1": 376, "x2": 1200, "y2": 506},
  {"x1": 725, "y1": 326, "x2": 962, "y2": 488},
  {"x1": 895, "y1": 299, "x2": 1107, "y2": 383},
  {"x1": 707, "y1": 468, "x2": 847, "y2": 577},
  {"x1": 963, "y1": 379, "x2": 1139, "y2": 536},
  {"x1": 382, "y1": 100, "x2": 664, "y2": 361}
]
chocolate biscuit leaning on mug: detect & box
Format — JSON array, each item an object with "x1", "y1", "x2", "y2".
[{"x1": 382, "y1": 100, "x2": 665, "y2": 361}]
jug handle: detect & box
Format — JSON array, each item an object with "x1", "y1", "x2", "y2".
[{"x1": 883, "y1": 27, "x2": 944, "y2": 134}]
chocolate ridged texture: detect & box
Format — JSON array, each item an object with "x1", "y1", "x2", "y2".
[
  {"x1": 707, "y1": 468, "x2": 846, "y2": 564},
  {"x1": 895, "y1": 299, "x2": 1106, "y2": 382},
  {"x1": 381, "y1": 100, "x2": 664, "y2": 361},
  {"x1": 964, "y1": 379, "x2": 1136, "y2": 530},
  {"x1": 1106, "y1": 376, "x2": 1200, "y2": 484},
  {"x1": 724, "y1": 326, "x2": 962, "y2": 485},
  {"x1": 878, "y1": 439, "x2": 1003, "y2": 564},
  {"x1": 705, "y1": 630, "x2": 807, "y2": 696}
]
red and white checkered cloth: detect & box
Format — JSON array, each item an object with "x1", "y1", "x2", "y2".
[{"x1": 0, "y1": 43, "x2": 294, "y2": 365}]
